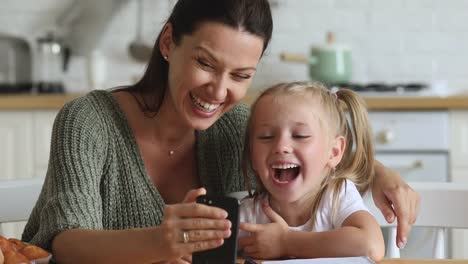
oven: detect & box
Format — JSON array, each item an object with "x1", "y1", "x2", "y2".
[{"x1": 370, "y1": 111, "x2": 450, "y2": 258}]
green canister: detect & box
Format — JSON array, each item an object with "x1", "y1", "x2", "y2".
[{"x1": 280, "y1": 32, "x2": 352, "y2": 84}]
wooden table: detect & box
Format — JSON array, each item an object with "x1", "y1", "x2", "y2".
[
  {"x1": 380, "y1": 260, "x2": 468, "y2": 264},
  {"x1": 238, "y1": 259, "x2": 468, "y2": 264}
]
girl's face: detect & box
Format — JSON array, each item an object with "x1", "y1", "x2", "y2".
[
  {"x1": 250, "y1": 93, "x2": 343, "y2": 204},
  {"x1": 161, "y1": 21, "x2": 264, "y2": 130}
]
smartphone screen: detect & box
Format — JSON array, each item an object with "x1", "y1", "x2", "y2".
[{"x1": 192, "y1": 195, "x2": 240, "y2": 264}]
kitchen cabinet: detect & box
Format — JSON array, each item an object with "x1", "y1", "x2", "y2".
[
  {"x1": 0, "y1": 111, "x2": 57, "y2": 180},
  {"x1": 33, "y1": 111, "x2": 56, "y2": 177},
  {"x1": 369, "y1": 110, "x2": 468, "y2": 258},
  {"x1": 0, "y1": 110, "x2": 58, "y2": 239},
  {"x1": 371, "y1": 111, "x2": 450, "y2": 258},
  {"x1": 0, "y1": 112, "x2": 34, "y2": 180},
  {"x1": 450, "y1": 111, "x2": 468, "y2": 172},
  {"x1": 449, "y1": 110, "x2": 468, "y2": 258}
]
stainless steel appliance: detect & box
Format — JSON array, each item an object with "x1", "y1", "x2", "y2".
[
  {"x1": 370, "y1": 111, "x2": 450, "y2": 258},
  {"x1": 35, "y1": 32, "x2": 70, "y2": 94},
  {"x1": 0, "y1": 34, "x2": 33, "y2": 93}
]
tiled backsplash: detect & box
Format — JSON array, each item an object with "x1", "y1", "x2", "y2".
[{"x1": 0, "y1": 0, "x2": 467, "y2": 93}]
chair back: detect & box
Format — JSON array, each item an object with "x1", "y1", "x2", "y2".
[
  {"x1": 0, "y1": 178, "x2": 43, "y2": 223},
  {"x1": 365, "y1": 182, "x2": 468, "y2": 259}
]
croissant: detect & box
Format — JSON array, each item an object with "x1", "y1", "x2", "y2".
[
  {"x1": 6, "y1": 240, "x2": 25, "y2": 252},
  {"x1": 3, "y1": 250, "x2": 29, "y2": 264},
  {"x1": 20, "y1": 245, "x2": 49, "y2": 260},
  {"x1": 0, "y1": 236, "x2": 14, "y2": 254},
  {"x1": 0, "y1": 235, "x2": 50, "y2": 263}
]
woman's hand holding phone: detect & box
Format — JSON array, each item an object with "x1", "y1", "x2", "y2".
[
  {"x1": 156, "y1": 188, "x2": 232, "y2": 262},
  {"x1": 193, "y1": 194, "x2": 240, "y2": 264}
]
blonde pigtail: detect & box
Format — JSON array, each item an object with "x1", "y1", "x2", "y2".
[{"x1": 335, "y1": 89, "x2": 375, "y2": 194}]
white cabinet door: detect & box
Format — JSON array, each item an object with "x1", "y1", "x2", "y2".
[
  {"x1": 450, "y1": 111, "x2": 468, "y2": 169},
  {"x1": 33, "y1": 111, "x2": 58, "y2": 178},
  {"x1": 0, "y1": 111, "x2": 57, "y2": 238},
  {"x1": 0, "y1": 112, "x2": 34, "y2": 179},
  {"x1": 0, "y1": 112, "x2": 34, "y2": 238},
  {"x1": 450, "y1": 111, "x2": 468, "y2": 258}
]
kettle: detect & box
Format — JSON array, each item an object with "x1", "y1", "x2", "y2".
[
  {"x1": 280, "y1": 32, "x2": 352, "y2": 84},
  {"x1": 35, "y1": 32, "x2": 71, "y2": 93}
]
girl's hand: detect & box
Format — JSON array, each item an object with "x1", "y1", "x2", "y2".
[
  {"x1": 156, "y1": 188, "x2": 232, "y2": 261},
  {"x1": 238, "y1": 202, "x2": 289, "y2": 259},
  {"x1": 372, "y1": 162, "x2": 421, "y2": 248}
]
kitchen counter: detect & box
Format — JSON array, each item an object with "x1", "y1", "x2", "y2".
[
  {"x1": 362, "y1": 96, "x2": 468, "y2": 110},
  {"x1": 238, "y1": 259, "x2": 468, "y2": 264},
  {"x1": 242, "y1": 93, "x2": 468, "y2": 110},
  {"x1": 2, "y1": 93, "x2": 468, "y2": 110},
  {"x1": 0, "y1": 93, "x2": 82, "y2": 110}
]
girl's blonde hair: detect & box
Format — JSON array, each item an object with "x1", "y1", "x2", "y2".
[{"x1": 242, "y1": 81, "x2": 375, "y2": 227}]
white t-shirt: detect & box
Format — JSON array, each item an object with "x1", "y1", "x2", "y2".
[{"x1": 239, "y1": 179, "x2": 369, "y2": 237}]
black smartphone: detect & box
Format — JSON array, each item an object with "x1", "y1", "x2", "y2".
[{"x1": 192, "y1": 195, "x2": 240, "y2": 264}]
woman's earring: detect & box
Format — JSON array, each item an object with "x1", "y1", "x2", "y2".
[{"x1": 163, "y1": 55, "x2": 168, "y2": 61}]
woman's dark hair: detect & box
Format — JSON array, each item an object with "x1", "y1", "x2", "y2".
[{"x1": 129, "y1": 0, "x2": 273, "y2": 114}]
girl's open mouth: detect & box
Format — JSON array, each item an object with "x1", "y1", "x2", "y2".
[{"x1": 271, "y1": 164, "x2": 300, "y2": 184}]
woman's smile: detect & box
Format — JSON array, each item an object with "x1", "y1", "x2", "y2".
[{"x1": 189, "y1": 92, "x2": 221, "y2": 113}]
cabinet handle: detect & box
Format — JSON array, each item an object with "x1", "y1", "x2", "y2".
[
  {"x1": 388, "y1": 160, "x2": 424, "y2": 171},
  {"x1": 376, "y1": 129, "x2": 395, "y2": 144},
  {"x1": 413, "y1": 160, "x2": 423, "y2": 169}
]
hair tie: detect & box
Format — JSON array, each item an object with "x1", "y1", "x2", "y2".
[
  {"x1": 329, "y1": 87, "x2": 339, "y2": 100},
  {"x1": 332, "y1": 91, "x2": 338, "y2": 100}
]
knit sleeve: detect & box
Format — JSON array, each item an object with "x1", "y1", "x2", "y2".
[
  {"x1": 197, "y1": 103, "x2": 253, "y2": 195},
  {"x1": 22, "y1": 96, "x2": 108, "y2": 250}
]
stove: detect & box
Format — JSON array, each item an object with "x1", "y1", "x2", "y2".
[
  {"x1": 330, "y1": 83, "x2": 432, "y2": 97},
  {"x1": 0, "y1": 83, "x2": 34, "y2": 94},
  {"x1": 0, "y1": 82, "x2": 64, "y2": 94}
]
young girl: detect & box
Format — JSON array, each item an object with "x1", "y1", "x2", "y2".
[{"x1": 238, "y1": 81, "x2": 385, "y2": 261}]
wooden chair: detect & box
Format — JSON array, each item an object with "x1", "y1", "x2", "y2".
[
  {"x1": 0, "y1": 177, "x2": 44, "y2": 235},
  {"x1": 365, "y1": 182, "x2": 468, "y2": 259}
]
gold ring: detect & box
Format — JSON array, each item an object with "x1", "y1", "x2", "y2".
[{"x1": 183, "y1": 231, "x2": 189, "y2": 243}]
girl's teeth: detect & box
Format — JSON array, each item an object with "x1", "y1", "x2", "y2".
[{"x1": 271, "y1": 164, "x2": 299, "y2": 169}]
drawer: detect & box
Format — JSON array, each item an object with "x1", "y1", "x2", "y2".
[
  {"x1": 370, "y1": 111, "x2": 449, "y2": 151},
  {"x1": 376, "y1": 153, "x2": 448, "y2": 182}
]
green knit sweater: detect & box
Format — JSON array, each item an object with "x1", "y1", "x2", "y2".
[{"x1": 22, "y1": 90, "x2": 250, "y2": 251}]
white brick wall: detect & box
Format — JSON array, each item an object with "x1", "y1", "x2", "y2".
[{"x1": 0, "y1": 0, "x2": 467, "y2": 93}]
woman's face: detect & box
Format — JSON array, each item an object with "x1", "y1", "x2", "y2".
[{"x1": 162, "y1": 22, "x2": 264, "y2": 130}]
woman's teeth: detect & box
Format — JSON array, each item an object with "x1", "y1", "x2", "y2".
[{"x1": 190, "y1": 93, "x2": 219, "y2": 112}]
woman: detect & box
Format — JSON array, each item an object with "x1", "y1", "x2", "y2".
[{"x1": 22, "y1": 0, "x2": 419, "y2": 263}]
